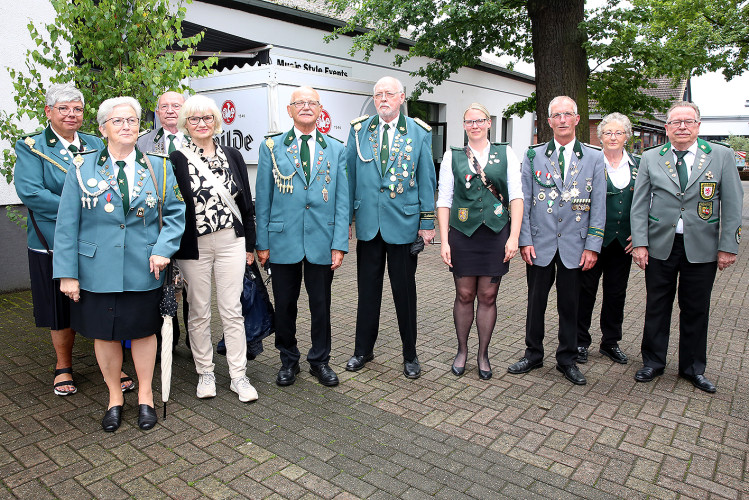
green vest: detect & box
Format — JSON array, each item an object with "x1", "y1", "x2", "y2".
[
  {"x1": 603, "y1": 156, "x2": 638, "y2": 247},
  {"x1": 449, "y1": 144, "x2": 510, "y2": 236}
]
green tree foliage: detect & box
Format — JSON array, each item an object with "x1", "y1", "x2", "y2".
[
  {"x1": 0, "y1": 0, "x2": 217, "y2": 184},
  {"x1": 727, "y1": 135, "x2": 749, "y2": 152}
]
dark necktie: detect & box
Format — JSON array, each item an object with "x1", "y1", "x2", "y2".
[
  {"x1": 674, "y1": 150, "x2": 689, "y2": 191},
  {"x1": 558, "y1": 146, "x2": 565, "y2": 180},
  {"x1": 168, "y1": 134, "x2": 177, "y2": 154},
  {"x1": 116, "y1": 160, "x2": 130, "y2": 214},
  {"x1": 300, "y1": 135, "x2": 311, "y2": 183},
  {"x1": 380, "y1": 124, "x2": 390, "y2": 176},
  {"x1": 68, "y1": 144, "x2": 79, "y2": 153}
]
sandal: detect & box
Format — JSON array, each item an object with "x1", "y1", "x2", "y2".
[
  {"x1": 53, "y1": 367, "x2": 77, "y2": 396},
  {"x1": 121, "y1": 376, "x2": 136, "y2": 393}
]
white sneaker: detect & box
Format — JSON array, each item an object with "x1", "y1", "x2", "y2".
[
  {"x1": 196, "y1": 372, "x2": 216, "y2": 399},
  {"x1": 231, "y1": 376, "x2": 258, "y2": 403}
]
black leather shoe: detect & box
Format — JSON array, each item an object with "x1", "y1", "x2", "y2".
[
  {"x1": 576, "y1": 346, "x2": 589, "y2": 364},
  {"x1": 309, "y1": 364, "x2": 339, "y2": 386},
  {"x1": 507, "y1": 357, "x2": 543, "y2": 374},
  {"x1": 138, "y1": 404, "x2": 158, "y2": 430},
  {"x1": 345, "y1": 353, "x2": 374, "y2": 372},
  {"x1": 634, "y1": 366, "x2": 664, "y2": 382},
  {"x1": 599, "y1": 345, "x2": 628, "y2": 364},
  {"x1": 403, "y1": 358, "x2": 421, "y2": 379},
  {"x1": 451, "y1": 364, "x2": 465, "y2": 376},
  {"x1": 102, "y1": 405, "x2": 123, "y2": 432},
  {"x1": 478, "y1": 365, "x2": 492, "y2": 380},
  {"x1": 680, "y1": 373, "x2": 716, "y2": 393},
  {"x1": 556, "y1": 364, "x2": 587, "y2": 385},
  {"x1": 276, "y1": 363, "x2": 301, "y2": 386}
]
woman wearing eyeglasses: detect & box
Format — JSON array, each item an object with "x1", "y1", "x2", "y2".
[
  {"x1": 575, "y1": 112, "x2": 639, "y2": 366},
  {"x1": 54, "y1": 97, "x2": 186, "y2": 432},
  {"x1": 436, "y1": 103, "x2": 523, "y2": 380},
  {"x1": 170, "y1": 95, "x2": 258, "y2": 403}
]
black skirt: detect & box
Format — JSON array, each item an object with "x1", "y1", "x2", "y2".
[
  {"x1": 448, "y1": 223, "x2": 510, "y2": 277},
  {"x1": 71, "y1": 288, "x2": 162, "y2": 341},
  {"x1": 28, "y1": 249, "x2": 71, "y2": 330}
]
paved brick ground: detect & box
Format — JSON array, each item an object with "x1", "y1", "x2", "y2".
[{"x1": 1, "y1": 182, "x2": 747, "y2": 499}]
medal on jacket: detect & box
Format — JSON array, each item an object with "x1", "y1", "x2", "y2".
[
  {"x1": 104, "y1": 193, "x2": 115, "y2": 213},
  {"x1": 322, "y1": 186, "x2": 329, "y2": 203},
  {"x1": 146, "y1": 191, "x2": 157, "y2": 208},
  {"x1": 465, "y1": 174, "x2": 472, "y2": 189}
]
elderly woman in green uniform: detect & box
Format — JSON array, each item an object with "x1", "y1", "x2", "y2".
[
  {"x1": 576, "y1": 112, "x2": 638, "y2": 365},
  {"x1": 436, "y1": 103, "x2": 523, "y2": 380}
]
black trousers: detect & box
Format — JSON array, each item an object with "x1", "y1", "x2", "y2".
[
  {"x1": 271, "y1": 259, "x2": 333, "y2": 368},
  {"x1": 354, "y1": 232, "x2": 418, "y2": 361},
  {"x1": 641, "y1": 235, "x2": 716, "y2": 376},
  {"x1": 577, "y1": 240, "x2": 632, "y2": 348},
  {"x1": 524, "y1": 252, "x2": 581, "y2": 366}
]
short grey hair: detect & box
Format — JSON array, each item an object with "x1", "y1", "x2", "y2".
[
  {"x1": 597, "y1": 112, "x2": 633, "y2": 141},
  {"x1": 46, "y1": 83, "x2": 84, "y2": 107},
  {"x1": 666, "y1": 101, "x2": 700, "y2": 122},
  {"x1": 97, "y1": 97, "x2": 142, "y2": 127},
  {"x1": 373, "y1": 76, "x2": 405, "y2": 94},
  {"x1": 157, "y1": 90, "x2": 189, "y2": 108},
  {"x1": 548, "y1": 96, "x2": 578, "y2": 116},
  {"x1": 177, "y1": 94, "x2": 223, "y2": 135}
]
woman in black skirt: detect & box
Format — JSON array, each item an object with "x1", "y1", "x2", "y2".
[
  {"x1": 54, "y1": 97, "x2": 186, "y2": 432},
  {"x1": 436, "y1": 103, "x2": 524, "y2": 379}
]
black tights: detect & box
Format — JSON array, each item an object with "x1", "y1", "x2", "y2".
[{"x1": 452, "y1": 275, "x2": 501, "y2": 371}]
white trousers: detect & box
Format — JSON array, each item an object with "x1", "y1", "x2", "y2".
[{"x1": 179, "y1": 228, "x2": 247, "y2": 379}]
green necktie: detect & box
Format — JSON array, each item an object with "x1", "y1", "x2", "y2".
[
  {"x1": 167, "y1": 134, "x2": 177, "y2": 154},
  {"x1": 674, "y1": 150, "x2": 689, "y2": 191},
  {"x1": 380, "y1": 123, "x2": 390, "y2": 176},
  {"x1": 558, "y1": 146, "x2": 565, "y2": 180},
  {"x1": 68, "y1": 144, "x2": 79, "y2": 153},
  {"x1": 116, "y1": 160, "x2": 130, "y2": 214},
  {"x1": 300, "y1": 134, "x2": 311, "y2": 183}
]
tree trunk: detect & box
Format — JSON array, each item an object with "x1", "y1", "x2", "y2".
[{"x1": 527, "y1": 0, "x2": 589, "y2": 143}]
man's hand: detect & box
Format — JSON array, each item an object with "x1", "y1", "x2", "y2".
[
  {"x1": 717, "y1": 251, "x2": 737, "y2": 270},
  {"x1": 246, "y1": 252, "x2": 255, "y2": 265},
  {"x1": 632, "y1": 246, "x2": 648, "y2": 270},
  {"x1": 149, "y1": 255, "x2": 170, "y2": 280},
  {"x1": 520, "y1": 245, "x2": 536, "y2": 265},
  {"x1": 418, "y1": 229, "x2": 436, "y2": 245},
  {"x1": 257, "y1": 249, "x2": 270, "y2": 267},
  {"x1": 331, "y1": 250, "x2": 344, "y2": 270},
  {"x1": 60, "y1": 278, "x2": 80, "y2": 302},
  {"x1": 580, "y1": 249, "x2": 598, "y2": 271}
]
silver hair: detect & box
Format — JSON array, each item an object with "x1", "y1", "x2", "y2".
[
  {"x1": 156, "y1": 90, "x2": 189, "y2": 108},
  {"x1": 289, "y1": 86, "x2": 321, "y2": 104},
  {"x1": 373, "y1": 76, "x2": 405, "y2": 94},
  {"x1": 666, "y1": 101, "x2": 700, "y2": 122},
  {"x1": 45, "y1": 83, "x2": 84, "y2": 107},
  {"x1": 97, "y1": 97, "x2": 142, "y2": 127},
  {"x1": 597, "y1": 112, "x2": 633, "y2": 141},
  {"x1": 177, "y1": 94, "x2": 223, "y2": 135},
  {"x1": 548, "y1": 96, "x2": 578, "y2": 116}
]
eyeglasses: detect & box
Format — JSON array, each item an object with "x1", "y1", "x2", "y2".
[
  {"x1": 373, "y1": 91, "x2": 402, "y2": 100},
  {"x1": 159, "y1": 103, "x2": 182, "y2": 111},
  {"x1": 54, "y1": 105, "x2": 84, "y2": 116},
  {"x1": 602, "y1": 131, "x2": 626, "y2": 138},
  {"x1": 105, "y1": 117, "x2": 139, "y2": 127},
  {"x1": 550, "y1": 112, "x2": 577, "y2": 120},
  {"x1": 187, "y1": 115, "x2": 215, "y2": 125},
  {"x1": 666, "y1": 119, "x2": 699, "y2": 127},
  {"x1": 290, "y1": 100, "x2": 320, "y2": 109},
  {"x1": 464, "y1": 118, "x2": 489, "y2": 127}
]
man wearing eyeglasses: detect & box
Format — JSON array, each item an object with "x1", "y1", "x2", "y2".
[
  {"x1": 508, "y1": 96, "x2": 605, "y2": 386},
  {"x1": 630, "y1": 101, "x2": 743, "y2": 393},
  {"x1": 344, "y1": 76, "x2": 436, "y2": 379},
  {"x1": 14, "y1": 83, "x2": 105, "y2": 397},
  {"x1": 255, "y1": 86, "x2": 349, "y2": 387},
  {"x1": 137, "y1": 91, "x2": 188, "y2": 154}
]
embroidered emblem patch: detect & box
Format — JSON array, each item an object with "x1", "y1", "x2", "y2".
[
  {"x1": 457, "y1": 208, "x2": 469, "y2": 222},
  {"x1": 697, "y1": 201, "x2": 712, "y2": 220},
  {"x1": 174, "y1": 184, "x2": 184, "y2": 202},
  {"x1": 737, "y1": 226, "x2": 742, "y2": 244},
  {"x1": 494, "y1": 204, "x2": 503, "y2": 217},
  {"x1": 700, "y1": 182, "x2": 716, "y2": 200}
]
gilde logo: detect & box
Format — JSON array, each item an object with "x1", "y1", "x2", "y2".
[
  {"x1": 222, "y1": 100, "x2": 236, "y2": 125},
  {"x1": 316, "y1": 109, "x2": 331, "y2": 134}
]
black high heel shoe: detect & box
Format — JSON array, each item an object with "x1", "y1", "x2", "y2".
[
  {"x1": 138, "y1": 404, "x2": 158, "y2": 430},
  {"x1": 451, "y1": 353, "x2": 466, "y2": 376},
  {"x1": 102, "y1": 405, "x2": 123, "y2": 432},
  {"x1": 478, "y1": 357, "x2": 493, "y2": 380}
]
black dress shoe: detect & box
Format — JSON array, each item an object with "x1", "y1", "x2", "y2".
[
  {"x1": 507, "y1": 357, "x2": 543, "y2": 374},
  {"x1": 451, "y1": 364, "x2": 465, "y2": 376},
  {"x1": 345, "y1": 353, "x2": 374, "y2": 372},
  {"x1": 309, "y1": 364, "x2": 339, "y2": 386},
  {"x1": 276, "y1": 364, "x2": 300, "y2": 386},
  {"x1": 599, "y1": 345, "x2": 628, "y2": 364},
  {"x1": 138, "y1": 404, "x2": 158, "y2": 430},
  {"x1": 576, "y1": 346, "x2": 589, "y2": 364},
  {"x1": 478, "y1": 365, "x2": 492, "y2": 380},
  {"x1": 556, "y1": 364, "x2": 587, "y2": 385},
  {"x1": 680, "y1": 373, "x2": 716, "y2": 393},
  {"x1": 403, "y1": 358, "x2": 421, "y2": 379},
  {"x1": 634, "y1": 366, "x2": 664, "y2": 382},
  {"x1": 102, "y1": 405, "x2": 123, "y2": 432}
]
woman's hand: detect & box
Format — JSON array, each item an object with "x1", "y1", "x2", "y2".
[
  {"x1": 624, "y1": 236, "x2": 634, "y2": 254},
  {"x1": 246, "y1": 252, "x2": 255, "y2": 265},
  {"x1": 504, "y1": 235, "x2": 519, "y2": 262},
  {"x1": 60, "y1": 278, "x2": 80, "y2": 302},
  {"x1": 441, "y1": 242, "x2": 452, "y2": 267},
  {"x1": 150, "y1": 255, "x2": 170, "y2": 280}
]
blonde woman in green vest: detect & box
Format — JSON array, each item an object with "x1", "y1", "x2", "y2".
[
  {"x1": 436, "y1": 103, "x2": 524, "y2": 380},
  {"x1": 576, "y1": 113, "x2": 638, "y2": 366}
]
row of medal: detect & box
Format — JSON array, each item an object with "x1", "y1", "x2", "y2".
[
  {"x1": 287, "y1": 143, "x2": 333, "y2": 202},
  {"x1": 76, "y1": 161, "x2": 156, "y2": 213},
  {"x1": 375, "y1": 134, "x2": 416, "y2": 199}
]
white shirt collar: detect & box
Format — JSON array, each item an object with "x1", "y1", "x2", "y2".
[{"x1": 49, "y1": 125, "x2": 81, "y2": 151}]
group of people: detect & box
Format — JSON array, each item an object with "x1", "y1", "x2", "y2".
[{"x1": 14, "y1": 76, "x2": 743, "y2": 433}]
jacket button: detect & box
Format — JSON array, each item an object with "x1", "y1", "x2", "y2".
[
  {"x1": 559, "y1": 218, "x2": 562, "y2": 222},
  {"x1": 120, "y1": 224, "x2": 125, "y2": 229},
  {"x1": 380, "y1": 188, "x2": 384, "y2": 193},
  {"x1": 558, "y1": 233, "x2": 562, "y2": 237},
  {"x1": 478, "y1": 198, "x2": 482, "y2": 202},
  {"x1": 619, "y1": 200, "x2": 622, "y2": 204},
  {"x1": 479, "y1": 208, "x2": 482, "y2": 212},
  {"x1": 672, "y1": 224, "x2": 676, "y2": 227},
  {"x1": 617, "y1": 221, "x2": 620, "y2": 224},
  {"x1": 304, "y1": 186, "x2": 307, "y2": 190},
  {"x1": 681, "y1": 207, "x2": 685, "y2": 211},
  {"x1": 306, "y1": 205, "x2": 310, "y2": 209}
]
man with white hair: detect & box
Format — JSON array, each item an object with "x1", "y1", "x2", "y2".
[{"x1": 137, "y1": 91, "x2": 188, "y2": 154}]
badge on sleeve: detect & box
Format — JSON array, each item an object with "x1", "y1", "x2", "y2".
[{"x1": 737, "y1": 226, "x2": 742, "y2": 244}]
